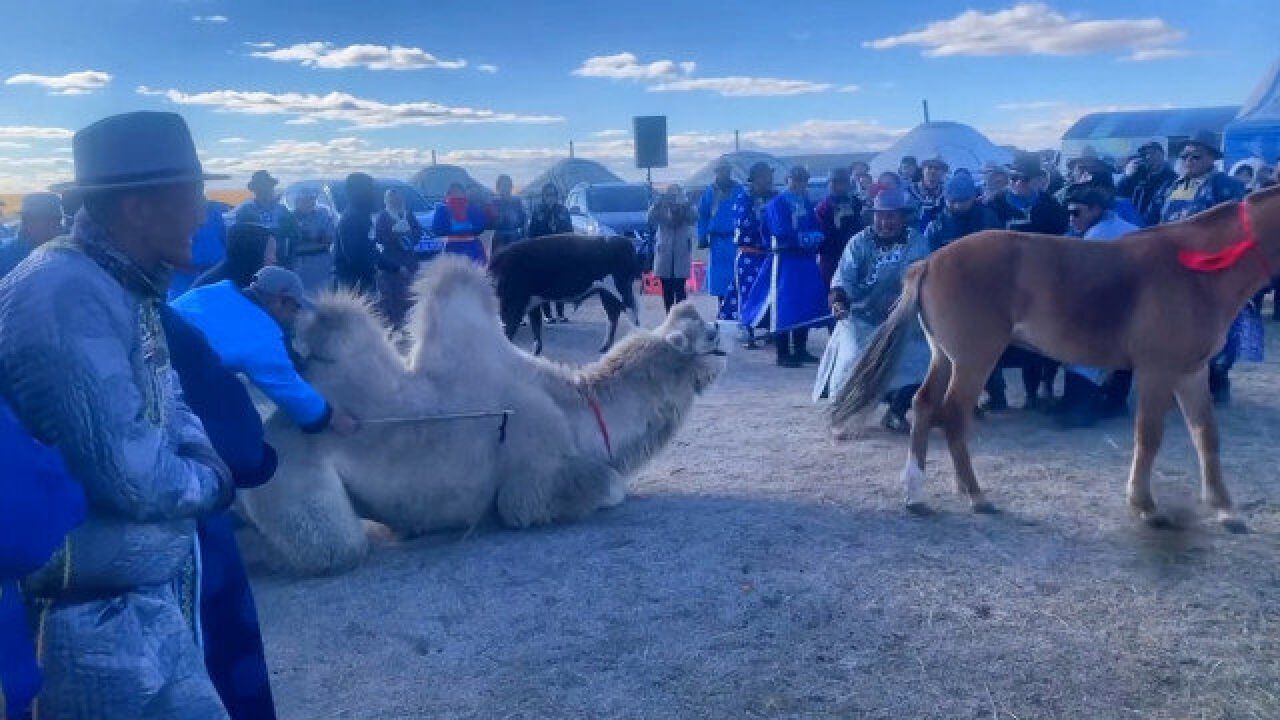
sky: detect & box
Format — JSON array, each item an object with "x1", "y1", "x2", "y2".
[{"x1": 0, "y1": 0, "x2": 1274, "y2": 193}]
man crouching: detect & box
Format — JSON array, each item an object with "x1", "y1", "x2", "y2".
[{"x1": 0, "y1": 112, "x2": 236, "y2": 718}]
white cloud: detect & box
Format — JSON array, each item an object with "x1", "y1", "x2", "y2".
[
  {"x1": 986, "y1": 102, "x2": 1174, "y2": 149},
  {"x1": 153, "y1": 117, "x2": 906, "y2": 192},
  {"x1": 192, "y1": 15, "x2": 229, "y2": 24},
  {"x1": 837, "y1": 84, "x2": 861, "y2": 94},
  {"x1": 4, "y1": 70, "x2": 112, "y2": 96},
  {"x1": 249, "y1": 42, "x2": 466, "y2": 71},
  {"x1": 136, "y1": 85, "x2": 562, "y2": 128},
  {"x1": 575, "y1": 52, "x2": 849, "y2": 97},
  {"x1": 592, "y1": 129, "x2": 627, "y2": 139},
  {"x1": 0, "y1": 126, "x2": 74, "y2": 140},
  {"x1": 1122, "y1": 48, "x2": 1192, "y2": 62},
  {"x1": 0, "y1": 155, "x2": 73, "y2": 192},
  {"x1": 477, "y1": 64, "x2": 499, "y2": 74},
  {"x1": 219, "y1": 137, "x2": 249, "y2": 144},
  {"x1": 572, "y1": 53, "x2": 696, "y2": 80},
  {"x1": 864, "y1": 3, "x2": 1186, "y2": 61},
  {"x1": 648, "y1": 77, "x2": 831, "y2": 97},
  {"x1": 0, "y1": 141, "x2": 30, "y2": 149}
]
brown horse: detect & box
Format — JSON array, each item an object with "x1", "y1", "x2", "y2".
[{"x1": 831, "y1": 184, "x2": 1280, "y2": 532}]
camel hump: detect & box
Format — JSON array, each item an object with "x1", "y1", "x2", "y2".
[{"x1": 405, "y1": 254, "x2": 508, "y2": 362}]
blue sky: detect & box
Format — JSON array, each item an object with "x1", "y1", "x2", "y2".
[{"x1": 0, "y1": 0, "x2": 1274, "y2": 191}]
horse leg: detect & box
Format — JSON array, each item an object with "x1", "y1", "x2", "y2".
[
  {"x1": 940, "y1": 358, "x2": 999, "y2": 514},
  {"x1": 527, "y1": 307, "x2": 544, "y2": 355},
  {"x1": 902, "y1": 350, "x2": 952, "y2": 514},
  {"x1": 1173, "y1": 367, "x2": 1246, "y2": 533},
  {"x1": 1129, "y1": 372, "x2": 1176, "y2": 527},
  {"x1": 599, "y1": 291, "x2": 622, "y2": 353}
]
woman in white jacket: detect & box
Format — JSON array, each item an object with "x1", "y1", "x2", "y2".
[{"x1": 648, "y1": 184, "x2": 697, "y2": 313}]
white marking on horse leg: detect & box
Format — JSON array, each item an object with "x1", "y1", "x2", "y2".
[{"x1": 901, "y1": 454, "x2": 926, "y2": 507}]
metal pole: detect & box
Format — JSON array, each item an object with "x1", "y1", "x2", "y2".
[
  {"x1": 569, "y1": 140, "x2": 575, "y2": 158},
  {"x1": 922, "y1": 99, "x2": 930, "y2": 124},
  {"x1": 734, "y1": 129, "x2": 740, "y2": 153}
]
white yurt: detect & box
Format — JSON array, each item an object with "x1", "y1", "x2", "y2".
[
  {"x1": 519, "y1": 158, "x2": 623, "y2": 202},
  {"x1": 870, "y1": 121, "x2": 1013, "y2": 176},
  {"x1": 411, "y1": 164, "x2": 489, "y2": 205}
]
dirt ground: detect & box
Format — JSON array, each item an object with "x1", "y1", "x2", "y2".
[{"x1": 245, "y1": 291, "x2": 1280, "y2": 720}]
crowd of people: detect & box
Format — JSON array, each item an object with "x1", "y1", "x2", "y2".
[
  {"x1": 708, "y1": 130, "x2": 1264, "y2": 431},
  {"x1": 0, "y1": 106, "x2": 1271, "y2": 719}
]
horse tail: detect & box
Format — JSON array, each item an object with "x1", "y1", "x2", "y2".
[{"x1": 829, "y1": 260, "x2": 928, "y2": 432}]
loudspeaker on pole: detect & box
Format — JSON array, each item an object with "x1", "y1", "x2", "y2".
[{"x1": 633, "y1": 116, "x2": 668, "y2": 169}]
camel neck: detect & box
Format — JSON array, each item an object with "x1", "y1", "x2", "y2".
[{"x1": 577, "y1": 340, "x2": 693, "y2": 471}]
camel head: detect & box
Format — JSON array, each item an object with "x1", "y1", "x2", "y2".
[
  {"x1": 655, "y1": 301, "x2": 727, "y2": 392},
  {"x1": 293, "y1": 291, "x2": 403, "y2": 398}
]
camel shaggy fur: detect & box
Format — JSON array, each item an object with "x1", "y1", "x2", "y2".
[{"x1": 237, "y1": 255, "x2": 725, "y2": 575}]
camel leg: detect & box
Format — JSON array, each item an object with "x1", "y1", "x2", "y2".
[
  {"x1": 902, "y1": 349, "x2": 951, "y2": 513},
  {"x1": 496, "y1": 457, "x2": 623, "y2": 527},
  {"x1": 526, "y1": 307, "x2": 544, "y2": 355},
  {"x1": 599, "y1": 291, "x2": 622, "y2": 353},
  {"x1": 1128, "y1": 372, "x2": 1176, "y2": 527},
  {"x1": 939, "y1": 357, "x2": 999, "y2": 514},
  {"x1": 1173, "y1": 367, "x2": 1246, "y2": 533},
  {"x1": 237, "y1": 450, "x2": 368, "y2": 575}
]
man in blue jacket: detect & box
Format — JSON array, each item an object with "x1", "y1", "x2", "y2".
[
  {"x1": 0, "y1": 399, "x2": 86, "y2": 719},
  {"x1": 173, "y1": 266, "x2": 360, "y2": 436},
  {"x1": 1149, "y1": 130, "x2": 1248, "y2": 404},
  {"x1": 697, "y1": 161, "x2": 741, "y2": 303}
]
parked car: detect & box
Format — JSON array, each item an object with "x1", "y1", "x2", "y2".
[{"x1": 565, "y1": 181, "x2": 655, "y2": 267}]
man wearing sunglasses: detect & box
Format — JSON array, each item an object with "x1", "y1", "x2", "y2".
[
  {"x1": 1149, "y1": 129, "x2": 1248, "y2": 405},
  {"x1": 1147, "y1": 130, "x2": 1243, "y2": 226}
]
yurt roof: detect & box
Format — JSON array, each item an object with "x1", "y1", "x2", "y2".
[
  {"x1": 519, "y1": 158, "x2": 622, "y2": 199},
  {"x1": 870, "y1": 121, "x2": 1012, "y2": 175}
]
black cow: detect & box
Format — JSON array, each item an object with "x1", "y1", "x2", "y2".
[{"x1": 489, "y1": 234, "x2": 641, "y2": 354}]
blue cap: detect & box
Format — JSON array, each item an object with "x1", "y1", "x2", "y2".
[
  {"x1": 944, "y1": 174, "x2": 977, "y2": 202},
  {"x1": 873, "y1": 187, "x2": 910, "y2": 212}
]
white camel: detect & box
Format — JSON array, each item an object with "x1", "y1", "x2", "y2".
[{"x1": 237, "y1": 255, "x2": 726, "y2": 575}]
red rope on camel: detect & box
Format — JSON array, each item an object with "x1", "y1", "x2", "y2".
[
  {"x1": 580, "y1": 387, "x2": 613, "y2": 460},
  {"x1": 1177, "y1": 202, "x2": 1272, "y2": 278}
]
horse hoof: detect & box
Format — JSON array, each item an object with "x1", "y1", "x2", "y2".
[
  {"x1": 905, "y1": 501, "x2": 933, "y2": 517},
  {"x1": 971, "y1": 501, "x2": 998, "y2": 515},
  {"x1": 1219, "y1": 514, "x2": 1249, "y2": 534}
]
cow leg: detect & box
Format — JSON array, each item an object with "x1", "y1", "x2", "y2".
[
  {"x1": 526, "y1": 307, "x2": 544, "y2": 355},
  {"x1": 599, "y1": 291, "x2": 623, "y2": 353},
  {"x1": 501, "y1": 301, "x2": 524, "y2": 342},
  {"x1": 939, "y1": 357, "x2": 998, "y2": 514},
  {"x1": 902, "y1": 347, "x2": 951, "y2": 514},
  {"x1": 1128, "y1": 372, "x2": 1176, "y2": 527},
  {"x1": 1173, "y1": 367, "x2": 1246, "y2": 533}
]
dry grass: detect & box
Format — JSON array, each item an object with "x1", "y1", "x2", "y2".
[{"x1": 244, "y1": 293, "x2": 1280, "y2": 720}]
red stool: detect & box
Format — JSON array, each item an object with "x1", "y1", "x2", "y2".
[{"x1": 686, "y1": 261, "x2": 707, "y2": 294}]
